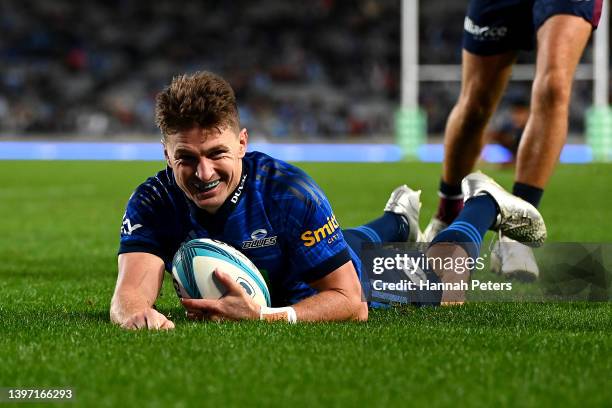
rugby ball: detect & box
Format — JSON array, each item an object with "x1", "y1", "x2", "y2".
[{"x1": 171, "y1": 238, "x2": 271, "y2": 307}]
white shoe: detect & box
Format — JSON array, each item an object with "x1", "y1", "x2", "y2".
[
  {"x1": 490, "y1": 233, "x2": 539, "y2": 281},
  {"x1": 423, "y1": 217, "x2": 448, "y2": 242},
  {"x1": 384, "y1": 185, "x2": 424, "y2": 242},
  {"x1": 462, "y1": 172, "x2": 547, "y2": 246}
]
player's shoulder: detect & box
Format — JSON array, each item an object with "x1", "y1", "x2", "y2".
[
  {"x1": 128, "y1": 167, "x2": 184, "y2": 211},
  {"x1": 245, "y1": 151, "x2": 326, "y2": 206}
]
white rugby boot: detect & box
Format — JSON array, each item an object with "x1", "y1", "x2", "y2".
[
  {"x1": 423, "y1": 217, "x2": 448, "y2": 242},
  {"x1": 384, "y1": 185, "x2": 425, "y2": 242},
  {"x1": 461, "y1": 172, "x2": 547, "y2": 246},
  {"x1": 490, "y1": 232, "x2": 539, "y2": 282}
]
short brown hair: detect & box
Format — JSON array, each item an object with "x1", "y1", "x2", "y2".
[{"x1": 155, "y1": 71, "x2": 239, "y2": 139}]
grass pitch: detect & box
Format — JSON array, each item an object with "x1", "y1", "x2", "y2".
[{"x1": 0, "y1": 160, "x2": 611, "y2": 407}]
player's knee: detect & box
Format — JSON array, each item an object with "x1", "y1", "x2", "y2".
[
  {"x1": 532, "y1": 69, "x2": 572, "y2": 110},
  {"x1": 456, "y1": 94, "x2": 496, "y2": 126}
]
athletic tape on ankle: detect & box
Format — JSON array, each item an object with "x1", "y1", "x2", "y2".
[{"x1": 259, "y1": 306, "x2": 297, "y2": 323}]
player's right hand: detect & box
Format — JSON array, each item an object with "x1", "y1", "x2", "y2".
[{"x1": 121, "y1": 308, "x2": 175, "y2": 330}]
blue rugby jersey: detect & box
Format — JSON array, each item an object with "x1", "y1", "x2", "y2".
[{"x1": 119, "y1": 151, "x2": 361, "y2": 306}]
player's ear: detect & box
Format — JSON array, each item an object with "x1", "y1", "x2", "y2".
[
  {"x1": 162, "y1": 140, "x2": 172, "y2": 168},
  {"x1": 237, "y1": 128, "x2": 248, "y2": 158}
]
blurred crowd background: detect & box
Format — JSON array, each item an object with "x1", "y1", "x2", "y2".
[{"x1": 0, "y1": 0, "x2": 604, "y2": 140}]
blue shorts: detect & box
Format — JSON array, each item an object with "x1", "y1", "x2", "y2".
[{"x1": 463, "y1": 0, "x2": 603, "y2": 55}]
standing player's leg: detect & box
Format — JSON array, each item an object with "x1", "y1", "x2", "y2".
[
  {"x1": 491, "y1": 14, "x2": 595, "y2": 281},
  {"x1": 514, "y1": 14, "x2": 593, "y2": 195},
  {"x1": 442, "y1": 51, "x2": 518, "y2": 188},
  {"x1": 425, "y1": 50, "x2": 517, "y2": 239}
]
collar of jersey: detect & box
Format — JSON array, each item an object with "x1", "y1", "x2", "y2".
[{"x1": 187, "y1": 160, "x2": 248, "y2": 234}]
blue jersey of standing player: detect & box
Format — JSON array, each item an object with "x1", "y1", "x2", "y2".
[
  {"x1": 462, "y1": 0, "x2": 602, "y2": 55},
  {"x1": 119, "y1": 151, "x2": 361, "y2": 307}
]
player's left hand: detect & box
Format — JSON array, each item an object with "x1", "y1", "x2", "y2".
[{"x1": 181, "y1": 269, "x2": 260, "y2": 321}]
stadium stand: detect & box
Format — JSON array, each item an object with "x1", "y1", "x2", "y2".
[{"x1": 0, "y1": 0, "x2": 597, "y2": 139}]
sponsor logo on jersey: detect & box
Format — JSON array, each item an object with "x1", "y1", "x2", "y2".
[
  {"x1": 300, "y1": 214, "x2": 340, "y2": 247},
  {"x1": 242, "y1": 228, "x2": 277, "y2": 249},
  {"x1": 464, "y1": 16, "x2": 507, "y2": 39},
  {"x1": 121, "y1": 216, "x2": 143, "y2": 235},
  {"x1": 230, "y1": 173, "x2": 248, "y2": 204}
]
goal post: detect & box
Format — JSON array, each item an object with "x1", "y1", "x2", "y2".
[
  {"x1": 586, "y1": 0, "x2": 611, "y2": 161},
  {"x1": 396, "y1": 0, "x2": 426, "y2": 159}
]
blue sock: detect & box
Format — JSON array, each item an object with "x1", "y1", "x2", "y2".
[
  {"x1": 344, "y1": 212, "x2": 409, "y2": 257},
  {"x1": 430, "y1": 194, "x2": 497, "y2": 259}
]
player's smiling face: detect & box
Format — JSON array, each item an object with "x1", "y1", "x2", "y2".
[{"x1": 164, "y1": 125, "x2": 248, "y2": 213}]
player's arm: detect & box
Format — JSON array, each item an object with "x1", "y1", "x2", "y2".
[
  {"x1": 110, "y1": 252, "x2": 175, "y2": 330},
  {"x1": 181, "y1": 260, "x2": 367, "y2": 323},
  {"x1": 288, "y1": 260, "x2": 368, "y2": 322}
]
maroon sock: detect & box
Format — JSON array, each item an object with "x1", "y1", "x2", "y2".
[
  {"x1": 435, "y1": 196, "x2": 464, "y2": 224},
  {"x1": 435, "y1": 180, "x2": 464, "y2": 224}
]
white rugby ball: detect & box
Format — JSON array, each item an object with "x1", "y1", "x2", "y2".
[{"x1": 171, "y1": 238, "x2": 271, "y2": 307}]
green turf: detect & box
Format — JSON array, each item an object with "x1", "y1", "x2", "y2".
[{"x1": 0, "y1": 160, "x2": 611, "y2": 407}]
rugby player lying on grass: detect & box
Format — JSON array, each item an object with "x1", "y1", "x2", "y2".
[{"x1": 110, "y1": 71, "x2": 546, "y2": 329}]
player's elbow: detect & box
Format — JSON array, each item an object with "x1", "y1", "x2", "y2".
[
  {"x1": 347, "y1": 287, "x2": 368, "y2": 321},
  {"x1": 353, "y1": 300, "x2": 369, "y2": 321},
  {"x1": 334, "y1": 288, "x2": 368, "y2": 321},
  {"x1": 346, "y1": 281, "x2": 368, "y2": 321}
]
